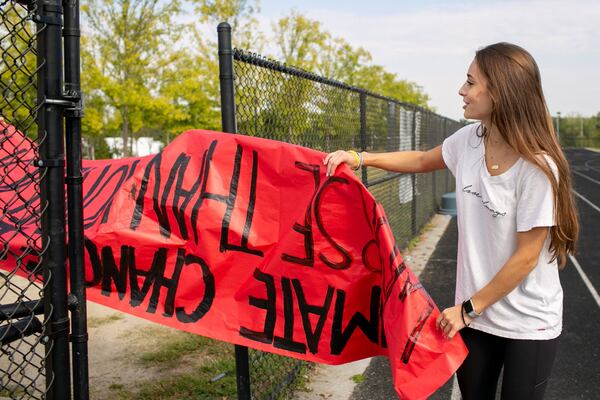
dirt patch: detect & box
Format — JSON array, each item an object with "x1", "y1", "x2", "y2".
[{"x1": 86, "y1": 302, "x2": 218, "y2": 399}]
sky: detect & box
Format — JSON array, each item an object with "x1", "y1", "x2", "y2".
[{"x1": 252, "y1": 0, "x2": 600, "y2": 121}]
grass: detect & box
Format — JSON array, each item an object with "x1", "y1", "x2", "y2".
[
  {"x1": 111, "y1": 332, "x2": 237, "y2": 399},
  {"x1": 108, "y1": 329, "x2": 307, "y2": 399},
  {"x1": 248, "y1": 352, "x2": 313, "y2": 400},
  {"x1": 109, "y1": 383, "x2": 125, "y2": 390},
  {"x1": 405, "y1": 236, "x2": 421, "y2": 252},
  {"x1": 87, "y1": 313, "x2": 124, "y2": 328},
  {"x1": 137, "y1": 332, "x2": 211, "y2": 366},
  {"x1": 351, "y1": 374, "x2": 365, "y2": 384},
  {"x1": 0, "y1": 387, "x2": 25, "y2": 397},
  {"x1": 111, "y1": 356, "x2": 237, "y2": 400},
  {"x1": 127, "y1": 357, "x2": 236, "y2": 400},
  {"x1": 405, "y1": 219, "x2": 435, "y2": 252}
]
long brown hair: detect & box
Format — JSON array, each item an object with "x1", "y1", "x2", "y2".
[{"x1": 475, "y1": 42, "x2": 578, "y2": 268}]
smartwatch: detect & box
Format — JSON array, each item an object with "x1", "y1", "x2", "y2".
[{"x1": 462, "y1": 298, "x2": 482, "y2": 319}]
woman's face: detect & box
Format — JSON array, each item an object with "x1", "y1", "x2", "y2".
[{"x1": 458, "y1": 60, "x2": 493, "y2": 121}]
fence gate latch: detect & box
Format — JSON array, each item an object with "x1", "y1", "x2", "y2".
[{"x1": 41, "y1": 90, "x2": 84, "y2": 118}]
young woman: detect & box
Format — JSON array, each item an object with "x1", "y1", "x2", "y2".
[{"x1": 323, "y1": 42, "x2": 579, "y2": 400}]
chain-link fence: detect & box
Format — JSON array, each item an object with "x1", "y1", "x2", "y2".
[
  {"x1": 1, "y1": 1, "x2": 49, "y2": 398},
  {"x1": 560, "y1": 136, "x2": 600, "y2": 149},
  {"x1": 218, "y1": 21, "x2": 461, "y2": 397},
  {"x1": 232, "y1": 49, "x2": 461, "y2": 268},
  {"x1": 1, "y1": 1, "x2": 86, "y2": 399}
]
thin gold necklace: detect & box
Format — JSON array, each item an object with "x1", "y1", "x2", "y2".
[{"x1": 486, "y1": 134, "x2": 500, "y2": 170}]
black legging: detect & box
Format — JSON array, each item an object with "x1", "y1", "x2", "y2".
[{"x1": 456, "y1": 327, "x2": 560, "y2": 400}]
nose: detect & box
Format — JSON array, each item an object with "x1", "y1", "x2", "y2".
[{"x1": 458, "y1": 82, "x2": 467, "y2": 97}]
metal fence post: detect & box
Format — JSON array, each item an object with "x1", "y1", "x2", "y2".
[
  {"x1": 63, "y1": 0, "x2": 89, "y2": 398},
  {"x1": 411, "y1": 108, "x2": 417, "y2": 236},
  {"x1": 359, "y1": 92, "x2": 368, "y2": 185},
  {"x1": 432, "y1": 119, "x2": 438, "y2": 211},
  {"x1": 443, "y1": 119, "x2": 450, "y2": 194},
  {"x1": 218, "y1": 21, "x2": 251, "y2": 400},
  {"x1": 387, "y1": 101, "x2": 396, "y2": 152},
  {"x1": 37, "y1": 0, "x2": 72, "y2": 398}
]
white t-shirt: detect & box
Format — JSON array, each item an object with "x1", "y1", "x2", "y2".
[{"x1": 442, "y1": 123, "x2": 562, "y2": 340}]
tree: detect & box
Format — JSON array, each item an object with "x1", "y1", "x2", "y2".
[
  {"x1": 316, "y1": 37, "x2": 372, "y2": 84},
  {"x1": 155, "y1": 37, "x2": 222, "y2": 140},
  {"x1": 192, "y1": 0, "x2": 264, "y2": 51},
  {"x1": 271, "y1": 11, "x2": 429, "y2": 108},
  {"x1": 0, "y1": 3, "x2": 38, "y2": 136},
  {"x1": 354, "y1": 65, "x2": 430, "y2": 107},
  {"x1": 82, "y1": 0, "x2": 182, "y2": 156},
  {"x1": 272, "y1": 10, "x2": 329, "y2": 70}
]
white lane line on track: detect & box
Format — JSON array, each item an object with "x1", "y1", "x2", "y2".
[
  {"x1": 570, "y1": 189, "x2": 600, "y2": 309},
  {"x1": 572, "y1": 190, "x2": 600, "y2": 214},
  {"x1": 569, "y1": 255, "x2": 600, "y2": 309},
  {"x1": 585, "y1": 159, "x2": 600, "y2": 173},
  {"x1": 572, "y1": 169, "x2": 600, "y2": 185},
  {"x1": 450, "y1": 375, "x2": 461, "y2": 400}
]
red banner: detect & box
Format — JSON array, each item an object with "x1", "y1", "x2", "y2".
[{"x1": 1, "y1": 126, "x2": 466, "y2": 399}]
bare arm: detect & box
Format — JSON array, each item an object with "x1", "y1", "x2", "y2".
[
  {"x1": 323, "y1": 145, "x2": 446, "y2": 176},
  {"x1": 437, "y1": 226, "x2": 550, "y2": 339}
]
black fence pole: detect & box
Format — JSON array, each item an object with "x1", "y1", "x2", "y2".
[
  {"x1": 37, "y1": 0, "x2": 72, "y2": 398},
  {"x1": 218, "y1": 22, "x2": 237, "y2": 134},
  {"x1": 63, "y1": 0, "x2": 89, "y2": 399},
  {"x1": 359, "y1": 92, "x2": 368, "y2": 185},
  {"x1": 411, "y1": 108, "x2": 418, "y2": 236},
  {"x1": 444, "y1": 119, "x2": 450, "y2": 194},
  {"x1": 387, "y1": 102, "x2": 396, "y2": 152},
  {"x1": 217, "y1": 21, "x2": 251, "y2": 400},
  {"x1": 432, "y1": 118, "x2": 438, "y2": 211}
]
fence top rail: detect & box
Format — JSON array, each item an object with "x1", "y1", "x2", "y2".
[{"x1": 233, "y1": 48, "x2": 459, "y2": 125}]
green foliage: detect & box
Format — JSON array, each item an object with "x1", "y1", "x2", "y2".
[
  {"x1": 556, "y1": 113, "x2": 600, "y2": 148},
  {"x1": 351, "y1": 373, "x2": 365, "y2": 383},
  {"x1": 138, "y1": 333, "x2": 210, "y2": 366},
  {"x1": 557, "y1": 113, "x2": 600, "y2": 138},
  {"x1": 111, "y1": 336, "x2": 237, "y2": 399},
  {"x1": 87, "y1": 313, "x2": 124, "y2": 328},
  {"x1": 0, "y1": 4, "x2": 38, "y2": 137},
  {"x1": 82, "y1": 0, "x2": 184, "y2": 156},
  {"x1": 272, "y1": 9, "x2": 330, "y2": 69},
  {"x1": 270, "y1": 10, "x2": 429, "y2": 107},
  {"x1": 192, "y1": 0, "x2": 265, "y2": 50},
  {"x1": 81, "y1": 0, "x2": 432, "y2": 157}
]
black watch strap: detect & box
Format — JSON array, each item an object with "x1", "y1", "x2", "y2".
[{"x1": 462, "y1": 298, "x2": 482, "y2": 319}]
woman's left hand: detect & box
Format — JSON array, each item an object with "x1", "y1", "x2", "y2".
[{"x1": 436, "y1": 304, "x2": 471, "y2": 340}]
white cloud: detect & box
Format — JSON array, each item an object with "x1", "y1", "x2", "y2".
[{"x1": 278, "y1": 0, "x2": 600, "y2": 119}]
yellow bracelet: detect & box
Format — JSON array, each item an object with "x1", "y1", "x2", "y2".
[{"x1": 348, "y1": 150, "x2": 360, "y2": 170}]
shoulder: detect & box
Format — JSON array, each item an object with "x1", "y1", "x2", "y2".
[
  {"x1": 524, "y1": 153, "x2": 558, "y2": 179},
  {"x1": 455, "y1": 122, "x2": 481, "y2": 138},
  {"x1": 519, "y1": 153, "x2": 559, "y2": 186},
  {"x1": 445, "y1": 122, "x2": 482, "y2": 147}
]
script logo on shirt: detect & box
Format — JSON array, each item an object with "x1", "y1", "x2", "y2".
[{"x1": 462, "y1": 185, "x2": 507, "y2": 218}]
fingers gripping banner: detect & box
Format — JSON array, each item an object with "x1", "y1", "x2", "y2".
[{"x1": 0, "y1": 126, "x2": 466, "y2": 399}]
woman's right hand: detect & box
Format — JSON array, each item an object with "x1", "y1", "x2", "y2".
[{"x1": 323, "y1": 150, "x2": 357, "y2": 176}]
